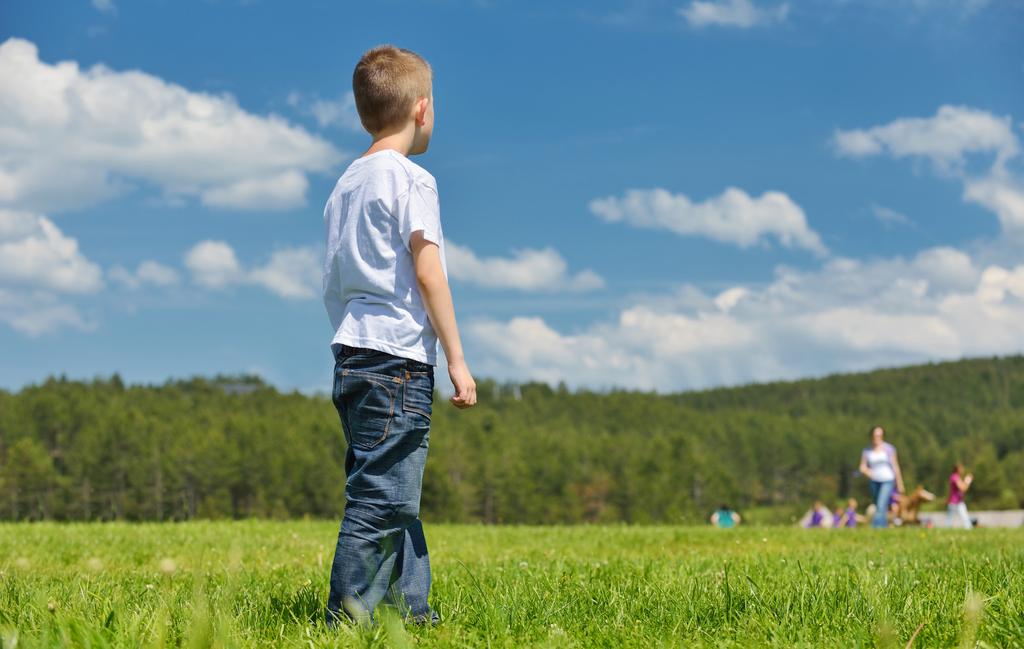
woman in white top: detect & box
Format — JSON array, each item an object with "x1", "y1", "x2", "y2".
[{"x1": 858, "y1": 426, "x2": 905, "y2": 528}]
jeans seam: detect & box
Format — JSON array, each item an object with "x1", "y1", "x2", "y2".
[
  {"x1": 344, "y1": 368, "x2": 405, "y2": 384},
  {"x1": 401, "y1": 370, "x2": 433, "y2": 420},
  {"x1": 404, "y1": 405, "x2": 431, "y2": 419}
]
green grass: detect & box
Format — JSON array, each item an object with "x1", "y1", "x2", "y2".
[{"x1": 1, "y1": 522, "x2": 1021, "y2": 648}]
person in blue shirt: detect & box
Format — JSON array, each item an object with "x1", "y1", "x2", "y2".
[{"x1": 710, "y1": 504, "x2": 741, "y2": 528}]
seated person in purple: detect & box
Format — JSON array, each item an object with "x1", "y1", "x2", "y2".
[
  {"x1": 804, "y1": 500, "x2": 832, "y2": 528},
  {"x1": 889, "y1": 489, "x2": 904, "y2": 525},
  {"x1": 838, "y1": 498, "x2": 859, "y2": 528}
]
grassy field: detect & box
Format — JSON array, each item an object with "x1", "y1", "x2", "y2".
[{"x1": 1, "y1": 522, "x2": 1021, "y2": 648}]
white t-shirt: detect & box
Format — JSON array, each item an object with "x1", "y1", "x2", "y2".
[
  {"x1": 322, "y1": 149, "x2": 446, "y2": 365},
  {"x1": 864, "y1": 446, "x2": 896, "y2": 483}
]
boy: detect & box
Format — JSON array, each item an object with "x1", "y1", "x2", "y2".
[{"x1": 322, "y1": 45, "x2": 477, "y2": 625}]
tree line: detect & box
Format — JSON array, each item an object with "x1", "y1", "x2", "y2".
[{"x1": 1, "y1": 356, "x2": 1022, "y2": 523}]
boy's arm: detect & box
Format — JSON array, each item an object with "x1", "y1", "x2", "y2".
[{"x1": 410, "y1": 232, "x2": 476, "y2": 409}]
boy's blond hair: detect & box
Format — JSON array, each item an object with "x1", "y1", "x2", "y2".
[{"x1": 352, "y1": 45, "x2": 432, "y2": 135}]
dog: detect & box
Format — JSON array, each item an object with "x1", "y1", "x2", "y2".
[{"x1": 892, "y1": 485, "x2": 936, "y2": 526}]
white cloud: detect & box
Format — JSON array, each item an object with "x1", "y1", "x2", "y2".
[
  {"x1": 679, "y1": 0, "x2": 789, "y2": 28},
  {"x1": 836, "y1": 105, "x2": 1024, "y2": 235},
  {"x1": 833, "y1": 105, "x2": 1018, "y2": 172},
  {"x1": 136, "y1": 260, "x2": 180, "y2": 286},
  {"x1": 793, "y1": 308, "x2": 959, "y2": 355},
  {"x1": 871, "y1": 203, "x2": 915, "y2": 228},
  {"x1": 199, "y1": 170, "x2": 309, "y2": 210},
  {"x1": 467, "y1": 245, "x2": 1024, "y2": 392},
  {"x1": 892, "y1": 0, "x2": 991, "y2": 15},
  {"x1": 0, "y1": 209, "x2": 103, "y2": 293},
  {"x1": 184, "y1": 240, "x2": 319, "y2": 299},
  {"x1": 0, "y1": 209, "x2": 101, "y2": 335},
  {"x1": 109, "y1": 260, "x2": 180, "y2": 290},
  {"x1": 0, "y1": 289, "x2": 93, "y2": 336},
  {"x1": 184, "y1": 241, "x2": 244, "y2": 289},
  {"x1": 963, "y1": 171, "x2": 1024, "y2": 235},
  {"x1": 911, "y1": 247, "x2": 978, "y2": 291},
  {"x1": 468, "y1": 310, "x2": 763, "y2": 391},
  {"x1": 0, "y1": 37, "x2": 343, "y2": 212},
  {"x1": 590, "y1": 186, "x2": 827, "y2": 256},
  {"x1": 974, "y1": 265, "x2": 1024, "y2": 303},
  {"x1": 92, "y1": 0, "x2": 116, "y2": 14},
  {"x1": 467, "y1": 310, "x2": 755, "y2": 389},
  {"x1": 248, "y1": 247, "x2": 320, "y2": 299},
  {"x1": 446, "y1": 241, "x2": 604, "y2": 292},
  {"x1": 289, "y1": 91, "x2": 364, "y2": 132},
  {"x1": 107, "y1": 267, "x2": 135, "y2": 288},
  {"x1": 714, "y1": 286, "x2": 748, "y2": 313}
]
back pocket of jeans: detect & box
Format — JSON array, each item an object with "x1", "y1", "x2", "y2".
[
  {"x1": 342, "y1": 370, "x2": 396, "y2": 450},
  {"x1": 402, "y1": 375, "x2": 433, "y2": 422}
]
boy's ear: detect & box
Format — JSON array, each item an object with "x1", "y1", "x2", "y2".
[{"x1": 414, "y1": 97, "x2": 429, "y2": 126}]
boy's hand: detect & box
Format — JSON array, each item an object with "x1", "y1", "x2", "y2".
[{"x1": 448, "y1": 359, "x2": 476, "y2": 408}]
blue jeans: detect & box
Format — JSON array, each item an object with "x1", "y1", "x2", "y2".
[
  {"x1": 325, "y1": 345, "x2": 436, "y2": 625},
  {"x1": 947, "y1": 503, "x2": 971, "y2": 529},
  {"x1": 869, "y1": 480, "x2": 895, "y2": 528}
]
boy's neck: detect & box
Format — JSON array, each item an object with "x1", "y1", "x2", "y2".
[{"x1": 364, "y1": 125, "x2": 417, "y2": 158}]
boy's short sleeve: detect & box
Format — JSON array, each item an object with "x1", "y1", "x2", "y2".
[{"x1": 397, "y1": 179, "x2": 442, "y2": 251}]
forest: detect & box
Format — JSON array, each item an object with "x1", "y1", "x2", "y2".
[{"x1": 1, "y1": 355, "x2": 1022, "y2": 523}]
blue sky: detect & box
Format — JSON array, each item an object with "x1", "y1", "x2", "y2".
[{"x1": 1, "y1": 0, "x2": 1022, "y2": 393}]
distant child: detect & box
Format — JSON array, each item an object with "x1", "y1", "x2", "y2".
[
  {"x1": 837, "y1": 498, "x2": 859, "y2": 528},
  {"x1": 710, "y1": 504, "x2": 741, "y2": 528},
  {"x1": 804, "y1": 500, "x2": 831, "y2": 528},
  {"x1": 946, "y1": 463, "x2": 974, "y2": 529},
  {"x1": 322, "y1": 45, "x2": 477, "y2": 625}
]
